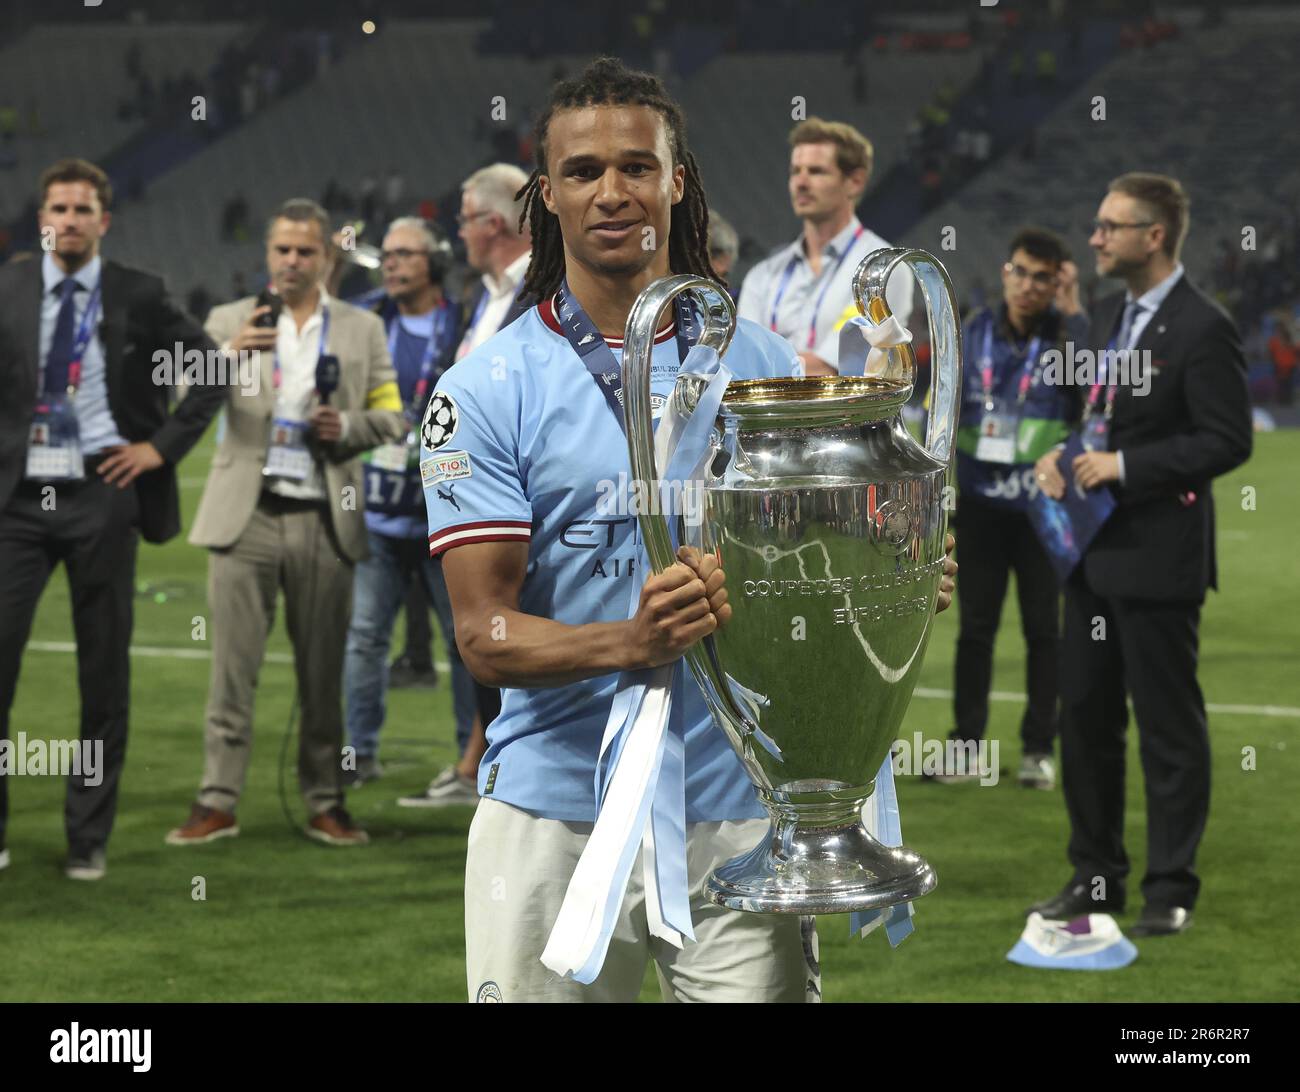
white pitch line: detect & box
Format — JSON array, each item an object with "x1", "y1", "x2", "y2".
[
  {"x1": 24, "y1": 643, "x2": 1300, "y2": 719},
  {"x1": 912, "y1": 686, "x2": 1299, "y2": 720},
  {"x1": 29, "y1": 640, "x2": 293, "y2": 665}
]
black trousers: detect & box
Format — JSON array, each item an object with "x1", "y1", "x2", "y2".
[
  {"x1": 400, "y1": 560, "x2": 500, "y2": 730},
  {"x1": 0, "y1": 470, "x2": 140, "y2": 855},
  {"x1": 400, "y1": 574, "x2": 433, "y2": 669},
  {"x1": 952, "y1": 498, "x2": 1059, "y2": 752},
  {"x1": 1059, "y1": 569, "x2": 1209, "y2": 910}
]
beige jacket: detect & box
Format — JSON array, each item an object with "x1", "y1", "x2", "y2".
[{"x1": 188, "y1": 293, "x2": 405, "y2": 563}]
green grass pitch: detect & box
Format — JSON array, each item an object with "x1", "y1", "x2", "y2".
[{"x1": 2, "y1": 429, "x2": 1297, "y2": 1002}]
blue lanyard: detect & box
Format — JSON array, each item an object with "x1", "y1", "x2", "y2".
[
  {"x1": 1086, "y1": 328, "x2": 1124, "y2": 421},
  {"x1": 388, "y1": 302, "x2": 455, "y2": 424},
  {"x1": 768, "y1": 224, "x2": 865, "y2": 350},
  {"x1": 554, "y1": 279, "x2": 698, "y2": 434},
  {"x1": 978, "y1": 316, "x2": 1042, "y2": 409},
  {"x1": 271, "y1": 304, "x2": 330, "y2": 392},
  {"x1": 43, "y1": 280, "x2": 103, "y2": 401}
]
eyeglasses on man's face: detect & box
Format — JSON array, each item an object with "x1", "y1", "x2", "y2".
[
  {"x1": 1089, "y1": 219, "x2": 1154, "y2": 237},
  {"x1": 381, "y1": 247, "x2": 429, "y2": 263},
  {"x1": 456, "y1": 211, "x2": 494, "y2": 228},
  {"x1": 1003, "y1": 261, "x2": 1059, "y2": 290}
]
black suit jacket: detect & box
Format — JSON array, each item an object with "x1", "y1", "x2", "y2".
[
  {"x1": 1082, "y1": 275, "x2": 1252, "y2": 601},
  {"x1": 0, "y1": 257, "x2": 224, "y2": 544}
]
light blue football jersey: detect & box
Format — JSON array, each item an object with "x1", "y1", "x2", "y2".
[{"x1": 420, "y1": 295, "x2": 801, "y2": 822}]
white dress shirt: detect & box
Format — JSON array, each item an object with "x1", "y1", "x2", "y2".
[
  {"x1": 737, "y1": 217, "x2": 913, "y2": 370},
  {"x1": 456, "y1": 250, "x2": 531, "y2": 360},
  {"x1": 266, "y1": 288, "x2": 334, "y2": 501}
]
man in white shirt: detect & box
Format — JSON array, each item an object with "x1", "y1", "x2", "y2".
[
  {"x1": 166, "y1": 199, "x2": 405, "y2": 848},
  {"x1": 399, "y1": 164, "x2": 534, "y2": 808},
  {"x1": 738, "y1": 117, "x2": 912, "y2": 376},
  {"x1": 453, "y1": 163, "x2": 533, "y2": 362}
]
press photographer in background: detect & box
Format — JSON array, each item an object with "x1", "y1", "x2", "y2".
[
  {"x1": 340, "y1": 217, "x2": 474, "y2": 789},
  {"x1": 941, "y1": 228, "x2": 1085, "y2": 789},
  {"x1": 397, "y1": 163, "x2": 534, "y2": 810}
]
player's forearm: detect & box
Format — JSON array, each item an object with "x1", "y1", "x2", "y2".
[{"x1": 458, "y1": 608, "x2": 635, "y2": 689}]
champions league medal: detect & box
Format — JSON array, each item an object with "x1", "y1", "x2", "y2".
[{"x1": 619, "y1": 248, "x2": 963, "y2": 913}]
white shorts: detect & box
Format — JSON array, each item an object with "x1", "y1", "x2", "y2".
[{"x1": 464, "y1": 797, "x2": 819, "y2": 1003}]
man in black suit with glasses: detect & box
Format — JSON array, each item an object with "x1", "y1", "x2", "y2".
[{"x1": 1031, "y1": 173, "x2": 1252, "y2": 937}]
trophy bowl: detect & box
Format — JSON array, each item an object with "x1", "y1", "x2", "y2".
[{"x1": 621, "y1": 248, "x2": 962, "y2": 914}]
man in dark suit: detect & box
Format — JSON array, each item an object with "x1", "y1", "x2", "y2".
[
  {"x1": 0, "y1": 158, "x2": 225, "y2": 880},
  {"x1": 1031, "y1": 173, "x2": 1252, "y2": 936}
]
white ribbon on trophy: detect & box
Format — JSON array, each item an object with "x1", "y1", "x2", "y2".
[
  {"x1": 836, "y1": 312, "x2": 914, "y2": 379},
  {"x1": 542, "y1": 345, "x2": 731, "y2": 983}
]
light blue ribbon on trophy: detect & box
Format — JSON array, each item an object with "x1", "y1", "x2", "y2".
[
  {"x1": 850, "y1": 752, "x2": 916, "y2": 946},
  {"x1": 842, "y1": 309, "x2": 920, "y2": 945},
  {"x1": 837, "y1": 312, "x2": 913, "y2": 378},
  {"x1": 541, "y1": 345, "x2": 732, "y2": 984}
]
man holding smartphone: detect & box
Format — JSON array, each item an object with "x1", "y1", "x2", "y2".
[{"x1": 166, "y1": 198, "x2": 405, "y2": 848}]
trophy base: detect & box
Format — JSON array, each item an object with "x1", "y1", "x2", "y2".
[{"x1": 703, "y1": 812, "x2": 936, "y2": 915}]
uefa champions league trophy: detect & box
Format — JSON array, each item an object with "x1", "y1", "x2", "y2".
[{"x1": 620, "y1": 247, "x2": 963, "y2": 914}]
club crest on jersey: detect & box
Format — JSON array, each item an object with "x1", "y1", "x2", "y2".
[
  {"x1": 421, "y1": 450, "x2": 472, "y2": 488},
  {"x1": 421, "y1": 391, "x2": 459, "y2": 451},
  {"x1": 476, "y1": 981, "x2": 503, "y2": 1003}
]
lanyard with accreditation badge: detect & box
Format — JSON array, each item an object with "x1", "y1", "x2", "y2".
[
  {"x1": 768, "y1": 224, "x2": 865, "y2": 351},
  {"x1": 264, "y1": 304, "x2": 331, "y2": 482},
  {"x1": 363, "y1": 305, "x2": 457, "y2": 513},
  {"x1": 1081, "y1": 328, "x2": 1126, "y2": 451},
  {"x1": 974, "y1": 316, "x2": 1042, "y2": 466},
  {"x1": 25, "y1": 279, "x2": 103, "y2": 482},
  {"x1": 554, "y1": 278, "x2": 698, "y2": 434}
]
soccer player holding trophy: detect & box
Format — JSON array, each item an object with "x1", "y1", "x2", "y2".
[{"x1": 423, "y1": 58, "x2": 957, "y2": 1002}]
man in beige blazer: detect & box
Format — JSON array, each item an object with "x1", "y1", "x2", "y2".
[{"x1": 167, "y1": 198, "x2": 405, "y2": 848}]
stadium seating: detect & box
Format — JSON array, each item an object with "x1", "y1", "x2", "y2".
[
  {"x1": 899, "y1": 8, "x2": 1300, "y2": 302},
  {"x1": 0, "y1": 22, "x2": 243, "y2": 214}
]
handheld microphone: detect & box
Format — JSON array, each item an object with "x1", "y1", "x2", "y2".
[{"x1": 316, "y1": 354, "x2": 341, "y2": 404}]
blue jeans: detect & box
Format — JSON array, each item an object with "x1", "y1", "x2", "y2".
[{"x1": 344, "y1": 530, "x2": 475, "y2": 759}]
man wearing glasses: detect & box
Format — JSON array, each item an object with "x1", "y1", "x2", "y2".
[
  {"x1": 339, "y1": 217, "x2": 474, "y2": 790},
  {"x1": 1030, "y1": 174, "x2": 1252, "y2": 937},
  {"x1": 396, "y1": 165, "x2": 534, "y2": 809},
  {"x1": 941, "y1": 228, "x2": 1085, "y2": 790}
]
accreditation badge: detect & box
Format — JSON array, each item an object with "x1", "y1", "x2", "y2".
[
  {"x1": 370, "y1": 429, "x2": 419, "y2": 472},
  {"x1": 1082, "y1": 414, "x2": 1111, "y2": 452},
  {"x1": 263, "y1": 416, "x2": 313, "y2": 481},
  {"x1": 974, "y1": 399, "x2": 1018, "y2": 465},
  {"x1": 363, "y1": 430, "x2": 422, "y2": 514},
  {"x1": 25, "y1": 399, "x2": 85, "y2": 481}
]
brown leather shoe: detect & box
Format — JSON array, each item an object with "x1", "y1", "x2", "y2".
[
  {"x1": 306, "y1": 806, "x2": 370, "y2": 846},
  {"x1": 165, "y1": 803, "x2": 239, "y2": 846}
]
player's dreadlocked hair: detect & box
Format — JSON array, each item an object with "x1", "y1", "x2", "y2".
[{"x1": 516, "y1": 56, "x2": 718, "y2": 303}]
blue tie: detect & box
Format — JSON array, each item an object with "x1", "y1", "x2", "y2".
[
  {"x1": 44, "y1": 278, "x2": 81, "y2": 397},
  {"x1": 1116, "y1": 298, "x2": 1142, "y2": 351}
]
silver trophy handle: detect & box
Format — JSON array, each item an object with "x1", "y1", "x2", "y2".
[
  {"x1": 622, "y1": 274, "x2": 735, "y2": 573},
  {"x1": 622, "y1": 275, "x2": 753, "y2": 733},
  {"x1": 851, "y1": 247, "x2": 963, "y2": 465}
]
